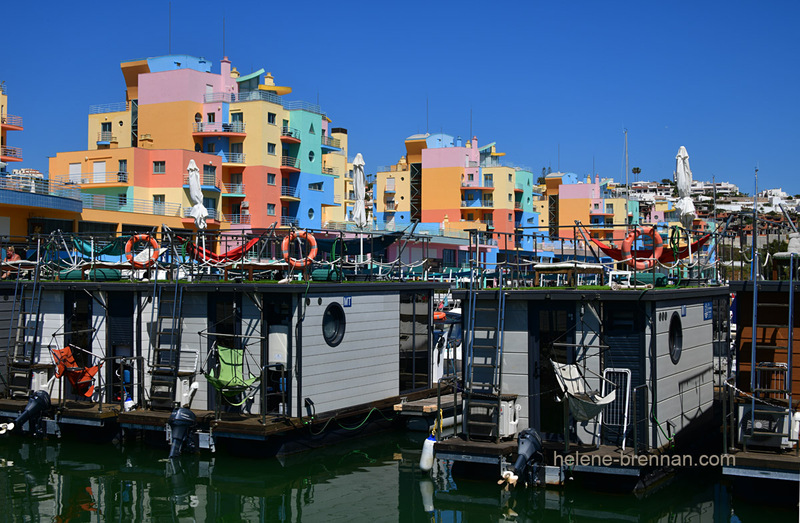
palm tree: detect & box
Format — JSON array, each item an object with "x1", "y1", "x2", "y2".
[{"x1": 632, "y1": 167, "x2": 641, "y2": 182}]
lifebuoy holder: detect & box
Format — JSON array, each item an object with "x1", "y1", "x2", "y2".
[
  {"x1": 125, "y1": 234, "x2": 160, "y2": 269},
  {"x1": 621, "y1": 226, "x2": 663, "y2": 270},
  {"x1": 281, "y1": 230, "x2": 318, "y2": 269}
]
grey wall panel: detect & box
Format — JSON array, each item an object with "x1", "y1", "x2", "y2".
[
  {"x1": 181, "y1": 292, "x2": 208, "y2": 409},
  {"x1": 500, "y1": 301, "x2": 529, "y2": 431}
]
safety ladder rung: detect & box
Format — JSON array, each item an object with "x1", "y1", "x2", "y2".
[
  {"x1": 749, "y1": 430, "x2": 791, "y2": 437},
  {"x1": 753, "y1": 408, "x2": 791, "y2": 415},
  {"x1": 753, "y1": 344, "x2": 788, "y2": 351},
  {"x1": 753, "y1": 388, "x2": 790, "y2": 394},
  {"x1": 467, "y1": 421, "x2": 498, "y2": 428},
  {"x1": 754, "y1": 365, "x2": 789, "y2": 371},
  {"x1": 756, "y1": 324, "x2": 789, "y2": 329}
]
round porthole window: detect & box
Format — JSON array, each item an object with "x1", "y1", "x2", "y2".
[
  {"x1": 308, "y1": 150, "x2": 315, "y2": 163},
  {"x1": 322, "y1": 302, "x2": 346, "y2": 347},
  {"x1": 308, "y1": 208, "x2": 314, "y2": 219},
  {"x1": 668, "y1": 312, "x2": 683, "y2": 364}
]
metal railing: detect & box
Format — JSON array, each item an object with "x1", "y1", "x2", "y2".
[
  {"x1": 281, "y1": 126, "x2": 301, "y2": 140},
  {"x1": 321, "y1": 166, "x2": 338, "y2": 175},
  {"x1": 223, "y1": 183, "x2": 245, "y2": 194},
  {"x1": 82, "y1": 194, "x2": 182, "y2": 216},
  {"x1": 385, "y1": 181, "x2": 396, "y2": 192},
  {"x1": 515, "y1": 183, "x2": 525, "y2": 190},
  {"x1": 192, "y1": 122, "x2": 246, "y2": 133},
  {"x1": 0, "y1": 145, "x2": 22, "y2": 159},
  {"x1": 220, "y1": 152, "x2": 245, "y2": 164},
  {"x1": 321, "y1": 135, "x2": 341, "y2": 148},
  {"x1": 514, "y1": 202, "x2": 522, "y2": 209},
  {"x1": 0, "y1": 84, "x2": 5, "y2": 94},
  {"x1": 0, "y1": 176, "x2": 81, "y2": 199},
  {"x1": 280, "y1": 216, "x2": 299, "y2": 227},
  {"x1": 283, "y1": 100, "x2": 325, "y2": 117},
  {"x1": 183, "y1": 173, "x2": 220, "y2": 188},
  {"x1": 97, "y1": 131, "x2": 116, "y2": 143},
  {"x1": 183, "y1": 207, "x2": 219, "y2": 220},
  {"x1": 88, "y1": 102, "x2": 129, "y2": 114},
  {"x1": 227, "y1": 213, "x2": 251, "y2": 225},
  {"x1": 385, "y1": 202, "x2": 397, "y2": 211},
  {"x1": 460, "y1": 200, "x2": 493, "y2": 207},
  {"x1": 207, "y1": 90, "x2": 284, "y2": 105},
  {"x1": 481, "y1": 158, "x2": 505, "y2": 168},
  {"x1": 281, "y1": 156, "x2": 300, "y2": 169},
  {"x1": 281, "y1": 185, "x2": 298, "y2": 197},
  {"x1": 55, "y1": 171, "x2": 129, "y2": 184},
  {"x1": 1, "y1": 114, "x2": 23, "y2": 127}
]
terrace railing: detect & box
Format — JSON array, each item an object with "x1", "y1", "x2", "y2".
[
  {"x1": 88, "y1": 102, "x2": 129, "y2": 114},
  {"x1": 193, "y1": 122, "x2": 246, "y2": 133},
  {"x1": 82, "y1": 194, "x2": 182, "y2": 216},
  {"x1": 1, "y1": 114, "x2": 23, "y2": 127}
]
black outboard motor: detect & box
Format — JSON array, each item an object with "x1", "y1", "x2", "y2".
[
  {"x1": 1, "y1": 390, "x2": 51, "y2": 435},
  {"x1": 503, "y1": 428, "x2": 543, "y2": 486},
  {"x1": 167, "y1": 407, "x2": 196, "y2": 458}
]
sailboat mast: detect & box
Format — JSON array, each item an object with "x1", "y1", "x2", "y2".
[{"x1": 624, "y1": 129, "x2": 629, "y2": 224}]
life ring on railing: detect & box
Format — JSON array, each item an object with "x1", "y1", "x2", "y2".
[
  {"x1": 281, "y1": 230, "x2": 318, "y2": 269},
  {"x1": 433, "y1": 311, "x2": 446, "y2": 321},
  {"x1": 621, "y1": 226, "x2": 663, "y2": 270},
  {"x1": 125, "y1": 234, "x2": 160, "y2": 269}
]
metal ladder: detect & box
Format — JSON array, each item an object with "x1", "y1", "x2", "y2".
[
  {"x1": 6, "y1": 243, "x2": 43, "y2": 399},
  {"x1": 744, "y1": 252, "x2": 796, "y2": 450},
  {"x1": 148, "y1": 277, "x2": 185, "y2": 410},
  {"x1": 463, "y1": 230, "x2": 507, "y2": 442}
]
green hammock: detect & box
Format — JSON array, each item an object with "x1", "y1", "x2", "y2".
[
  {"x1": 204, "y1": 345, "x2": 261, "y2": 407},
  {"x1": 73, "y1": 236, "x2": 127, "y2": 257}
]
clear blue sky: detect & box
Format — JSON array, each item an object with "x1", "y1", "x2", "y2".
[{"x1": 4, "y1": 1, "x2": 798, "y2": 194}]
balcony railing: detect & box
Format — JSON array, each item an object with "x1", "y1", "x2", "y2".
[
  {"x1": 184, "y1": 208, "x2": 219, "y2": 220},
  {"x1": 281, "y1": 126, "x2": 301, "y2": 140},
  {"x1": 206, "y1": 90, "x2": 283, "y2": 105},
  {"x1": 385, "y1": 202, "x2": 396, "y2": 211},
  {"x1": 183, "y1": 173, "x2": 220, "y2": 188},
  {"x1": 59, "y1": 171, "x2": 129, "y2": 184},
  {"x1": 480, "y1": 219, "x2": 494, "y2": 228},
  {"x1": 281, "y1": 156, "x2": 300, "y2": 169},
  {"x1": 514, "y1": 202, "x2": 522, "y2": 209},
  {"x1": 281, "y1": 185, "x2": 299, "y2": 198},
  {"x1": 321, "y1": 166, "x2": 339, "y2": 175},
  {"x1": 1, "y1": 114, "x2": 23, "y2": 127},
  {"x1": 0, "y1": 146, "x2": 22, "y2": 159},
  {"x1": 515, "y1": 183, "x2": 525, "y2": 191},
  {"x1": 0, "y1": 176, "x2": 81, "y2": 200},
  {"x1": 220, "y1": 152, "x2": 246, "y2": 164},
  {"x1": 0, "y1": 84, "x2": 5, "y2": 94},
  {"x1": 88, "y1": 102, "x2": 129, "y2": 114},
  {"x1": 283, "y1": 100, "x2": 325, "y2": 117},
  {"x1": 321, "y1": 135, "x2": 341, "y2": 148},
  {"x1": 480, "y1": 158, "x2": 505, "y2": 168},
  {"x1": 227, "y1": 213, "x2": 251, "y2": 225},
  {"x1": 467, "y1": 160, "x2": 478, "y2": 168},
  {"x1": 223, "y1": 183, "x2": 245, "y2": 194},
  {"x1": 281, "y1": 216, "x2": 299, "y2": 227},
  {"x1": 82, "y1": 194, "x2": 182, "y2": 216},
  {"x1": 97, "y1": 131, "x2": 116, "y2": 143},
  {"x1": 385, "y1": 180, "x2": 396, "y2": 192},
  {"x1": 461, "y1": 180, "x2": 494, "y2": 188},
  {"x1": 460, "y1": 200, "x2": 493, "y2": 207},
  {"x1": 193, "y1": 122, "x2": 246, "y2": 133}
]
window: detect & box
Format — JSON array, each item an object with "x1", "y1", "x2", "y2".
[
  {"x1": 467, "y1": 213, "x2": 474, "y2": 221},
  {"x1": 267, "y1": 143, "x2": 276, "y2": 155},
  {"x1": 267, "y1": 113, "x2": 276, "y2": 125},
  {"x1": 153, "y1": 161, "x2": 166, "y2": 174},
  {"x1": 508, "y1": 213, "x2": 513, "y2": 221},
  {"x1": 308, "y1": 182, "x2": 323, "y2": 191},
  {"x1": 101, "y1": 122, "x2": 111, "y2": 133},
  {"x1": 308, "y1": 151, "x2": 315, "y2": 163},
  {"x1": 322, "y1": 302, "x2": 346, "y2": 347},
  {"x1": 309, "y1": 123, "x2": 315, "y2": 134},
  {"x1": 118, "y1": 159, "x2": 127, "y2": 173},
  {"x1": 205, "y1": 143, "x2": 215, "y2": 153},
  {"x1": 268, "y1": 203, "x2": 276, "y2": 215},
  {"x1": 468, "y1": 173, "x2": 474, "y2": 181},
  {"x1": 195, "y1": 113, "x2": 202, "y2": 123},
  {"x1": 594, "y1": 203, "x2": 599, "y2": 209},
  {"x1": 669, "y1": 312, "x2": 683, "y2": 364},
  {"x1": 308, "y1": 208, "x2": 315, "y2": 219},
  {"x1": 508, "y1": 173, "x2": 513, "y2": 182},
  {"x1": 118, "y1": 194, "x2": 127, "y2": 206},
  {"x1": 204, "y1": 165, "x2": 216, "y2": 176},
  {"x1": 267, "y1": 173, "x2": 276, "y2": 185},
  {"x1": 508, "y1": 193, "x2": 512, "y2": 202},
  {"x1": 153, "y1": 194, "x2": 165, "y2": 215},
  {"x1": 231, "y1": 112, "x2": 243, "y2": 123},
  {"x1": 207, "y1": 112, "x2": 215, "y2": 123},
  {"x1": 203, "y1": 197, "x2": 216, "y2": 210}
]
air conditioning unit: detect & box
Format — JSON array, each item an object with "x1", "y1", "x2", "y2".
[
  {"x1": 738, "y1": 403, "x2": 796, "y2": 449},
  {"x1": 499, "y1": 399, "x2": 521, "y2": 438}
]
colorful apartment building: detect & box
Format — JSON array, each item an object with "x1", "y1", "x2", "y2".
[
  {"x1": 49, "y1": 54, "x2": 348, "y2": 234},
  {"x1": 1, "y1": 82, "x2": 23, "y2": 169}
]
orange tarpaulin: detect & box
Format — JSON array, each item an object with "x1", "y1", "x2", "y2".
[{"x1": 51, "y1": 345, "x2": 102, "y2": 398}]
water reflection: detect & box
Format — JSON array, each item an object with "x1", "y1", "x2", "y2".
[{"x1": 0, "y1": 432, "x2": 795, "y2": 522}]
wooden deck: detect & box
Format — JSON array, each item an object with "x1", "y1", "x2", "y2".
[
  {"x1": 394, "y1": 393, "x2": 461, "y2": 414},
  {"x1": 723, "y1": 448, "x2": 800, "y2": 481},
  {"x1": 0, "y1": 398, "x2": 120, "y2": 421}
]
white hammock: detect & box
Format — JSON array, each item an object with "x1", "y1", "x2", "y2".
[{"x1": 551, "y1": 360, "x2": 616, "y2": 421}]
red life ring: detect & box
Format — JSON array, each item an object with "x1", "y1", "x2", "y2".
[
  {"x1": 620, "y1": 226, "x2": 663, "y2": 270},
  {"x1": 281, "y1": 230, "x2": 318, "y2": 269},
  {"x1": 433, "y1": 311, "x2": 446, "y2": 321},
  {"x1": 125, "y1": 234, "x2": 160, "y2": 269}
]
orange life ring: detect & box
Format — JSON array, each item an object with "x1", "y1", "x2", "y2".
[
  {"x1": 281, "y1": 230, "x2": 318, "y2": 269},
  {"x1": 621, "y1": 226, "x2": 663, "y2": 270},
  {"x1": 125, "y1": 234, "x2": 160, "y2": 269},
  {"x1": 433, "y1": 311, "x2": 446, "y2": 321}
]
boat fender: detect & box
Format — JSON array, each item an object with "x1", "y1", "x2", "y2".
[
  {"x1": 419, "y1": 434, "x2": 436, "y2": 472},
  {"x1": 419, "y1": 478, "x2": 435, "y2": 513}
]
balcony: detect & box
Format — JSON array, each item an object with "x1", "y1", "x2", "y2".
[
  {"x1": 192, "y1": 122, "x2": 246, "y2": 136},
  {"x1": 385, "y1": 202, "x2": 397, "y2": 211},
  {"x1": 183, "y1": 208, "x2": 220, "y2": 221},
  {"x1": 460, "y1": 200, "x2": 493, "y2": 209},
  {"x1": 58, "y1": 171, "x2": 129, "y2": 185},
  {"x1": 220, "y1": 152, "x2": 246, "y2": 164},
  {"x1": 384, "y1": 182, "x2": 396, "y2": 193},
  {"x1": 514, "y1": 202, "x2": 522, "y2": 210},
  {"x1": 0, "y1": 176, "x2": 81, "y2": 213},
  {"x1": 514, "y1": 183, "x2": 524, "y2": 192},
  {"x1": 280, "y1": 216, "x2": 299, "y2": 227},
  {"x1": 321, "y1": 166, "x2": 339, "y2": 176},
  {"x1": 1, "y1": 114, "x2": 23, "y2": 131},
  {"x1": 461, "y1": 180, "x2": 494, "y2": 190},
  {"x1": 82, "y1": 194, "x2": 182, "y2": 216},
  {"x1": 280, "y1": 185, "x2": 300, "y2": 201},
  {"x1": 183, "y1": 173, "x2": 221, "y2": 190},
  {"x1": 227, "y1": 213, "x2": 251, "y2": 225},
  {"x1": 283, "y1": 100, "x2": 326, "y2": 118},
  {"x1": 97, "y1": 131, "x2": 117, "y2": 144},
  {"x1": 280, "y1": 126, "x2": 301, "y2": 143},
  {"x1": 280, "y1": 156, "x2": 300, "y2": 173},
  {"x1": 0, "y1": 145, "x2": 22, "y2": 162},
  {"x1": 206, "y1": 90, "x2": 283, "y2": 105},
  {"x1": 223, "y1": 183, "x2": 245, "y2": 195},
  {"x1": 320, "y1": 134, "x2": 341, "y2": 151},
  {"x1": 88, "y1": 102, "x2": 129, "y2": 114},
  {"x1": 480, "y1": 219, "x2": 494, "y2": 229}
]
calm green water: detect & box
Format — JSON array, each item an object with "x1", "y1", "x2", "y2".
[{"x1": 0, "y1": 430, "x2": 796, "y2": 522}]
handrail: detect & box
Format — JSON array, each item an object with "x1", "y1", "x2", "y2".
[
  {"x1": 1, "y1": 114, "x2": 23, "y2": 127},
  {"x1": 97, "y1": 132, "x2": 116, "y2": 142},
  {"x1": 281, "y1": 126, "x2": 301, "y2": 139},
  {"x1": 53, "y1": 171, "x2": 129, "y2": 185},
  {"x1": 223, "y1": 183, "x2": 245, "y2": 193},
  {"x1": 321, "y1": 135, "x2": 341, "y2": 148},
  {"x1": 0, "y1": 176, "x2": 81, "y2": 199},
  {"x1": 193, "y1": 122, "x2": 246, "y2": 133},
  {"x1": 281, "y1": 156, "x2": 300, "y2": 169},
  {"x1": 220, "y1": 152, "x2": 246, "y2": 164},
  {"x1": 88, "y1": 102, "x2": 129, "y2": 114},
  {"x1": 280, "y1": 185, "x2": 298, "y2": 197},
  {"x1": 82, "y1": 194, "x2": 182, "y2": 216},
  {"x1": 0, "y1": 145, "x2": 22, "y2": 159}
]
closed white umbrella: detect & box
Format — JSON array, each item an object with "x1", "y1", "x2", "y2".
[
  {"x1": 674, "y1": 146, "x2": 696, "y2": 229},
  {"x1": 187, "y1": 159, "x2": 208, "y2": 230},
  {"x1": 352, "y1": 153, "x2": 367, "y2": 228}
]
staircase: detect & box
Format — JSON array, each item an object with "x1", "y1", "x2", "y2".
[
  {"x1": 463, "y1": 231, "x2": 508, "y2": 442},
  {"x1": 148, "y1": 280, "x2": 185, "y2": 410},
  {"x1": 743, "y1": 253, "x2": 796, "y2": 450},
  {"x1": 6, "y1": 262, "x2": 43, "y2": 399}
]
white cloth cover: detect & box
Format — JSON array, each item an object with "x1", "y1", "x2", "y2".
[
  {"x1": 187, "y1": 159, "x2": 208, "y2": 230},
  {"x1": 551, "y1": 360, "x2": 616, "y2": 421},
  {"x1": 674, "y1": 146, "x2": 696, "y2": 229},
  {"x1": 352, "y1": 153, "x2": 367, "y2": 229}
]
